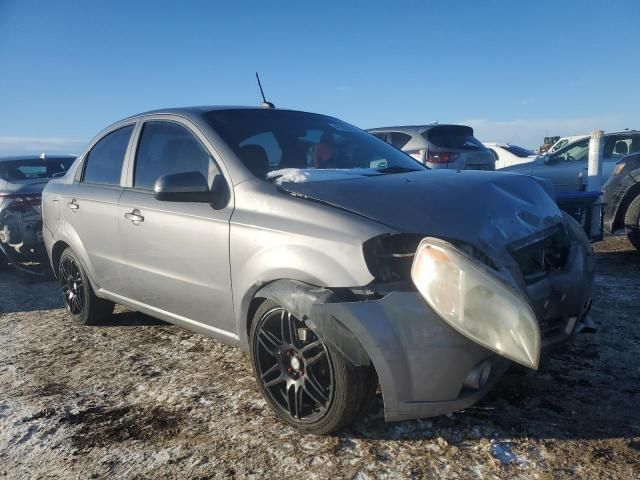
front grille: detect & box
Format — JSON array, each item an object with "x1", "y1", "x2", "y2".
[{"x1": 509, "y1": 225, "x2": 571, "y2": 284}]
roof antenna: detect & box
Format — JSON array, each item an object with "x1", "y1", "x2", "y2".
[{"x1": 256, "y1": 72, "x2": 275, "y2": 109}]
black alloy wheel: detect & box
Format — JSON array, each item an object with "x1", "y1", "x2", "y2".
[
  {"x1": 59, "y1": 255, "x2": 85, "y2": 315},
  {"x1": 254, "y1": 306, "x2": 334, "y2": 423},
  {"x1": 57, "y1": 248, "x2": 114, "y2": 325}
]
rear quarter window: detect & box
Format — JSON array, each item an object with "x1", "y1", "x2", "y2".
[{"x1": 82, "y1": 125, "x2": 134, "y2": 186}]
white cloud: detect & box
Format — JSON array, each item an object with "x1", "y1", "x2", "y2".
[
  {"x1": 0, "y1": 136, "x2": 87, "y2": 156},
  {"x1": 462, "y1": 116, "x2": 627, "y2": 149}
]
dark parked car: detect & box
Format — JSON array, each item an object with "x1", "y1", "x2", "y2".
[
  {"x1": 602, "y1": 152, "x2": 640, "y2": 250},
  {"x1": 0, "y1": 154, "x2": 75, "y2": 270},
  {"x1": 367, "y1": 124, "x2": 495, "y2": 170},
  {"x1": 43, "y1": 107, "x2": 593, "y2": 434}
]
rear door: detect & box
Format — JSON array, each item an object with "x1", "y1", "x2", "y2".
[
  {"x1": 61, "y1": 123, "x2": 134, "y2": 290},
  {"x1": 116, "y1": 117, "x2": 236, "y2": 335}
]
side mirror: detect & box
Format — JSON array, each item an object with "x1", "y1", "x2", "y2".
[{"x1": 154, "y1": 171, "x2": 212, "y2": 203}]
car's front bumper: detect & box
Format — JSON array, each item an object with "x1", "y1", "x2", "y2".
[{"x1": 313, "y1": 240, "x2": 594, "y2": 422}]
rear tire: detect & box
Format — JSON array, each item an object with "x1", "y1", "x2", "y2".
[
  {"x1": 624, "y1": 195, "x2": 640, "y2": 251},
  {"x1": 249, "y1": 299, "x2": 376, "y2": 435},
  {"x1": 58, "y1": 248, "x2": 114, "y2": 325}
]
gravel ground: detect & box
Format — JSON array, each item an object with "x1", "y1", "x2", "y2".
[{"x1": 1, "y1": 236, "x2": 639, "y2": 479}]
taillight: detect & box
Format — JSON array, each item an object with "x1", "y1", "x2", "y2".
[
  {"x1": 428, "y1": 152, "x2": 459, "y2": 163},
  {"x1": 409, "y1": 150, "x2": 425, "y2": 162}
]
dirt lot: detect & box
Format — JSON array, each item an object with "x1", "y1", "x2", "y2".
[{"x1": 1, "y1": 236, "x2": 639, "y2": 479}]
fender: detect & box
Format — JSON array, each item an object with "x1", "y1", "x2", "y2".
[{"x1": 233, "y1": 241, "x2": 374, "y2": 346}]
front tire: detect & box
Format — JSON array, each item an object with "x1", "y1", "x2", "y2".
[
  {"x1": 249, "y1": 299, "x2": 375, "y2": 435},
  {"x1": 58, "y1": 248, "x2": 114, "y2": 325},
  {"x1": 624, "y1": 195, "x2": 640, "y2": 251}
]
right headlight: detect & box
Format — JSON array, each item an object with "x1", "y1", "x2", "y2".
[{"x1": 411, "y1": 238, "x2": 541, "y2": 369}]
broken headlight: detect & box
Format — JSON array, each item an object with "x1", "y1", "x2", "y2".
[{"x1": 411, "y1": 237, "x2": 541, "y2": 369}]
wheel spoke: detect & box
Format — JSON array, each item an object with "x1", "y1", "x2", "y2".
[
  {"x1": 281, "y1": 310, "x2": 299, "y2": 347},
  {"x1": 264, "y1": 374, "x2": 286, "y2": 388},
  {"x1": 305, "y1": 349, "x2": 326, "y2": 367},
  {"x1": 300, "y1": 340, "x2": 322, "y2": 355},
  {"x1": 286, "y1": 383, "x2": 304, "y2": 419},
  {"x1": 304, "y1": 371, "x2": 329, "y2": 405},
  {"x1": 257, "y1": 328, "x2": 282, "y2": 357},
  {"x1": 260, "y1": 363, "x2": 284, "y2": 388}
]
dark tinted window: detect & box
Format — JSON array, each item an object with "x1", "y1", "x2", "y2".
[
  {"x1": 425, "y1": 125, "x2": 485, "y2": 151},
  {"x1": 134, "y1": 121, "x2": 217, "y2": 190},
  {"x1": 0, "y1": 158, "x2": 74, "y2": 182},
  {"x1": 205, "y1": 110, "x2": 424, "y2": 180},
  {"x1": 83, "y1": 125, "x2": 133, "y2": 185},
  {"x1": 503, "y1": 145, "x2": 535, "y2": 157},
  {"x1": 389, "y1": 132, "x2": 412, "y2": 149}
]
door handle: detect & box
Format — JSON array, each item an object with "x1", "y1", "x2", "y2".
[
  {"x1": 125, "y1": 209, "x2": 144, "y2": 224},
  {"x1": 67, "y1": 199, "x2": 79, "y2": 211}
]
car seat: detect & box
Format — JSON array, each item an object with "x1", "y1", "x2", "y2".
[{"x1": 238, "y1": 145, "x2": 269, "y2": 179}]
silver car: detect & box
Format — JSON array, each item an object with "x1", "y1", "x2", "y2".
[
  {"x1": 367, "y1": 124, "x2": 495, "y2": 170},
  {"x1": 43, "y1": 107, "x2": 594, "y2": 434},
  {"x1": 503, "y1": 131, "x2": 640, "y2": 193}
]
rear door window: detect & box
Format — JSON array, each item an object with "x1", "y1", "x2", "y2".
[
  {"x1": 425, "y1": 126, "x2": 485, "y2": 151},
  {"x1": 82, "y1": 125, "x2": 134, "y2": 185},
  {"x1": 133, "y1": 121, "x2": 218, "y2": 190}
]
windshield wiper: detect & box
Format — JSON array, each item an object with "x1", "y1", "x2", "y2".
[{"x1": 375, "y1": 166, "x2": 422, "y2": 174}]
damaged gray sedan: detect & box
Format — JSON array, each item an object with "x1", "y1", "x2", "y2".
[{"x1": 42, "y1": 107, "x2": 595, "y2": 434}]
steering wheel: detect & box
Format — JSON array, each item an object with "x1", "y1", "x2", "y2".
[{"x1": 566, "y1": 154, "x2": 575, "y2": 162}]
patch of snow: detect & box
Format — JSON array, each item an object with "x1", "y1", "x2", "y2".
[{"x1": 267, "y1": 168, "x2": 376, "y2": 185}]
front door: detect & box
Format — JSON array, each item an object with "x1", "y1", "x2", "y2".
[{"x1": 116, "y1": 119, "x2": 236, "y2": 335}]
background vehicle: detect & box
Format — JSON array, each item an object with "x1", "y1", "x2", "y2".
[
  {"x1": 367, "y1": 124, "x2": 494, "y2": 170},
  {"x1": 0, "y1": 154, "x2": 75, "y2": 271},
  {"x1": 538, "y1": 136, "x2": 560, "y2": 154},
  {"x1": 502, "y1": 131, "x2": 640, "y2": 193},
  {"x1": 602, "y1": 152, "x2": 640, "y2": 250},
  {"x1": 547, "y1": 135, "x2": 589, "y2": 154},
  {"x1": 484, "y1": 143, "x2": 537, "y2": 169},
  {"x1": 43, "y1": 107, "x2": 593, "y2": 434}
]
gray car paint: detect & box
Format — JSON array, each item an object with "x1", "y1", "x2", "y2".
[{"x1": 43, "y1": 107, "x2": 594, "y2": 422}]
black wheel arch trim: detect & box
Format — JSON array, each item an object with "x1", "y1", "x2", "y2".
[{"x1": 252, "y1": 279, "x2": 371, "y2": 367}]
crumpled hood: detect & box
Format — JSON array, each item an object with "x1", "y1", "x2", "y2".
[{"x1": 279, "y1": 170, "x2": 563, "y2": 261}]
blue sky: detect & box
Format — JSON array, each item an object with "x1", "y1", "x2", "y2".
[{"x1": 1, "y1": 0, "x2": 638, "y2": 153}]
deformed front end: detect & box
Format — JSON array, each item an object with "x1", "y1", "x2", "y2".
[{"x1": 299, "y1": 215, "x2": 595, "y2": 422}]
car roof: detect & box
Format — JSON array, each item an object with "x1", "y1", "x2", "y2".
[
  {"x1": 0, "y1": 154, "x2": 77, "y2": 163},
  {"x1": 118, "y1": 105, "x2": 334, "y2": 123},
  {"x1": 366, "y1": 124, "x2": 469, "y2": 134}
]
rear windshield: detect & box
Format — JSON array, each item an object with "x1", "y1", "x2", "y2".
[
  {"x1": 503, "y1": 145, "x2": 535, "y2": 157},
  {"x1": 0, "y1": 158, "x2": 74, "y2": 182},
  {"x1": 204, "y1": 109, "x2": 426, "y2": 182},
  {"x1": 424, "y1": 125, "x2": 485, "y2": 151}
]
